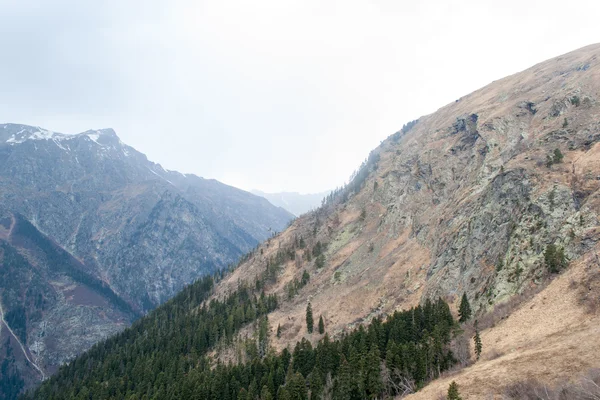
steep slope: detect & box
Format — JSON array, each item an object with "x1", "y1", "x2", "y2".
[
  {"x1": 0, "y1": 209, "x2": 133, "y2": 397},
  {"x1": 0, "y1": 124, "x2": 292, "y2": 310},
  {"x1": 213, "y1": 43, "x2": 600, "y2": 353},
  {"x1": 0, "y1": 125, "x2": 293, "y2": 396},
  {"x1": 251, "y1": 190, "x2": 330, "y2": 216},
  {"x1": 404, "y1": 248, "x2": 600, "y2": 399},
  {"x1": 23, "y1": 44, "x2": 600, "y2": 400}
]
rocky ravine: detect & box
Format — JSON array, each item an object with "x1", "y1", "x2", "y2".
[
  {"x1": 210, "y1": 43, "x2": 600, "y2": 370},
  {"x1": 0, "y1": 125, "x2": 293, "y2": 394}
]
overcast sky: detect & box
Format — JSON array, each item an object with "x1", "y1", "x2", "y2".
[{"x1": 1, "y1": 1, "x2": 599, "y2": 193}]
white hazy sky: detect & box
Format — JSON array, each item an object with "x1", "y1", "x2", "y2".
[{"x1": 1, "y1": 1, "x2": 599, "y2": 193}]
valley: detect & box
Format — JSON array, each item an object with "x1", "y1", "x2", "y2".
[
  {"x1": 20, "y1": 44, "x2": 600, "y2": 399},
  {"x1": 0, "y1": 126, "x2": 293, "y2": 397}
]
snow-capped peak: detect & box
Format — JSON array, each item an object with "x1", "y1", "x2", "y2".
[
  {"x1": 24, "y1": 128, "x2": 55, "y2": 141},
  {"x1": 1, "y1": 123, "x2": 136, "y2": 159},
  {"x1": 2, "y1": 124, "x2": 120, "y2": 146},
  {"x1": 4, "y1": 126, "x2": 59, "y2": 144}
]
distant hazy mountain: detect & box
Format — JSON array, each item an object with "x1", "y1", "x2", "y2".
[
  {"x1": 251, "y1": 190, "x2": 330, "y2": 216},
  {"x1": 0, "y1": 123, "x2": 294, "y2": 395}
]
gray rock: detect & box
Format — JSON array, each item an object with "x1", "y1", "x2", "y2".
[{"x1": 0, "y1": 123, "x2": 294, "y2": 390}]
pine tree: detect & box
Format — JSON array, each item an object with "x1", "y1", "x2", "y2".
[
  {"x1": 544, "y1": 244, "x2": 567, "y2": 273},
  {"x1": 364, "y1": 346, "x2": 383, "y2": 399},
  {"x1": 553, "y1": 148, "x2": 564, "y2": 163},
  {"x1": 277, "y1": 324, "x2": 282, "y2": 338},
  {"x1": 261, "y1": 385, "x2": 273, "y2": 400},
  {"x1": 288, "y1": 372, "x2": 307, "y2": 400},
  {"x1": 312, "y1": 241, "x2": 322, "y2": 257},
  {"x1": 306, "y1": 303, "x2": 314, "y2": 334},
  {"x1": 315, "y1": 254, "x2": 326, "y2": 269},
  {"x1": 458, "y1": 293, "x2": 472, "y2": 323},
  {"x1": 318, "y1": 316, "x2": 325, "y2": 334},
  {"x1": 301, "y1": 270, "x2": 310, "y2": 286},
  {"x1": 309, "y1": 369, "x2": 324, "y2": 399},
  {"x1": 258, "y1": 316, "x2": 270, "y2": 358},
  {"x1": 473, "y1": 320, "x2": 482, "y2": 361},
  {"x1": 360, "y1": 207, "x2": 367, "y2": 221},
  {"x1": 447, "y1": 381, "x2": 462, "y2": 400},
  {"x1": 334, "y1": 356, "x2": 353, "y2": 400}
]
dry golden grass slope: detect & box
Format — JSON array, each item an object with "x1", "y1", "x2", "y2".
[
  {"x1": 405, "y1": 248, "x2": 600, "y2": 399},
  {"x1": 211, "y1": 44, "x2": 600, "y2": 389}
]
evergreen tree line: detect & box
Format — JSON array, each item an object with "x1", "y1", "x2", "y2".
[
  {"x1": 25, "y1": 294, "x2": 457, "y2": 400},
  {"x1": 321, "y1": 119, "x2": 419, "y2": 208},
  {"x1": 390, "y1": 119, "x2": 419, "y2": 143},
  {"x1": 322, "y1": 151, "x2": 381, "y2": 207},
  {"x1": 24, "y1": 276, "x2": 277, "y2": 400}
]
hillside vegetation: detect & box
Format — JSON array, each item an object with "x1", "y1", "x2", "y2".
[
  {"x1": 24, "y1": 44, "x2": 600, "y2": 399},
  {"x1": 213, "y1": 43, "x2": 600, "y2": 353}
]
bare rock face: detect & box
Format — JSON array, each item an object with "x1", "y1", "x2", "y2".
[{"x1": 0, "y1": 126, "x2": 293, "y2": 394}]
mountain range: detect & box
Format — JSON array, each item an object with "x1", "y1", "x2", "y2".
[
  {"x1": 11, "y1": 43, "x2": 600, "y2": 399},
  {"x1": 0, "y1": 124, "x2": 293, "y2": 395}
]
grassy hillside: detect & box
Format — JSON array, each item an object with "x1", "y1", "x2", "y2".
[{"x1": 20, "y1": 44, "x2": 600, "y2": 399}]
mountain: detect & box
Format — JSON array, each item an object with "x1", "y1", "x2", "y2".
[
  {"x1": 0, "y1": 124, "x2": 293, "y2": 396},
  {"x1": 217, "y1": 41, "x2": 600, "y2": 335},
  {"x1": 251, "y1": 190, "x2": 330, "y2": 216},
  {"x1": 26, "y1": 44, "x2": 600, "y2": 399}
]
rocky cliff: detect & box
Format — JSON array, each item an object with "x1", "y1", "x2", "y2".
[{"x1": 0, "y1": 125, "x2": 293, "y2": 395}]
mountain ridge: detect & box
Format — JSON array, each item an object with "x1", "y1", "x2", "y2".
[
  {"x1": 208, "y1": 42, "x2": 600, "y2": 388},
  {"x1": 0, "y1": 123, "x2": 294, "y2": 397},
  {"x1": 15, "y1": 43, "x2": 600, "y2": 399}
]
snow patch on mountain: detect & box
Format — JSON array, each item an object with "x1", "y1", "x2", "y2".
[
  {"x1": 2, "y1": 125, "x2": 119, "y2": 147},
  {"x1": 86, "y1": 133, "x2": 101, "y2": 144}
]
